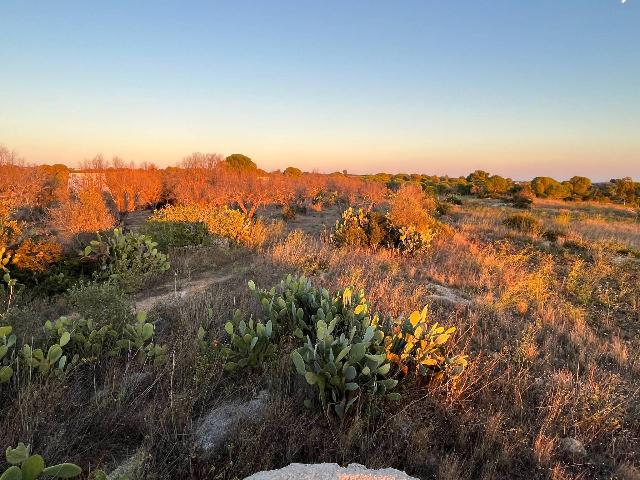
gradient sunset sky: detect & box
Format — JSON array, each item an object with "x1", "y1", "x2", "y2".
[{"x1": 1, "y1": 1, "x2": 638, "y2": 180}]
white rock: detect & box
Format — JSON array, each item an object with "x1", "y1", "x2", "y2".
[
  {"x1": 560, "y1": 437, "x2": 587, "y2": 457},
  {"x1": 195, "y1": 390, "x2": 270, "y2": 458},
  {"x1": 245, "y1": 463, "x2": 418, "y2": 480}
]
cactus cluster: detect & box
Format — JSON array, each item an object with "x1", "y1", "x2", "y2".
[
  {"x1": 45, "y1": 315, "x2": 119, "y2": 364},
  {"x1": 82, "y1": 228, "x2": 170, "y2": 293},
  {"x1": 217, "y1": 310, "x2": 275, "y2": 371},
  {"x1": 385, "y1": 306, "x2": 467, "y2": 381},
  {"x1": 217, "y1": 275, "x2": 469, "y2": 418},
  {"x1": 119, "y1": 311, "x2": 167, "y2": 367},
  {"x1": 1, "y1": 443, "x2": 81, "y2": 479},
  {"x1": 248, "y1": 275, "x2": 327, "y2": 338},
  {"x1": 0, "y1": 325, "x2": 16, "y2": 383},
  {"x1": 292, "y1": 310, "x2": 398, "y2": 418},
  {"x1": 8, "y1": 311, "x2": 167, "y2": 384}
]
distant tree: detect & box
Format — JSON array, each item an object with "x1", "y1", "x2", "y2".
[
  {"x1": 568, "y1": 176, "x2": 592, "y2": 199},
  {"x1": 530, "y1": 177, "x2": 570, "y2": 198},
  {"x1": 283, "y1": 166, "x2": 302, "y2": 177},
  {"x1": 225, "y1": 154, "x2": 257, "y2": 172},
  {"x1": 610, "y1": 177, "x2": 637, "y2": 205},
  {"x1": 484, "y1": 175, "x2": 512, "y2": 197}
]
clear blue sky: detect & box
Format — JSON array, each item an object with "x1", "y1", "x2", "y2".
[{"x1": 1, "y1": 0, "x2": 638, "y2": 180}]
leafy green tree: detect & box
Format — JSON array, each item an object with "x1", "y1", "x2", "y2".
[
  {"x1": 568, "y1": 176, "x2": 592, "y2": 198},
  {"x1": 283, "y1": 166, "x2": 302, "y2": 177},
  {"x1": 225, "y1": 153, "x2": 257, "y2": 172}
]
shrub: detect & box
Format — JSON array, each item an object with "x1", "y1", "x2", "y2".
[
  {"x1": 385, "y1": 306, "x2": 467, "y2": 382},
  {"x1": 503, "y1": 212, "x2": 542, "y2": 234},
  {"x1": 11, "y1": 238, "x2": 63, "y2": 273},
  {"x1": 445, "y1": 194, "x2": 463, "y2": 205},
  {"x1": 1, "y1": 443, "x2": 81, "y2": 479},
  {"x1": 140, "y1": 220, "x2": 210, "y2": 252},
  {"x1": 219, "y1": 275, "x2": 469, "y2": 419},
  {"x1": 149, "y1": 204, "x2": 251, "y2": 243},
  {"x1": 387, "y1": 184, "x2": 437, "y2": 231},
  {"x1": 49, "y1": 188, "x2": 116, "y2": 238},
  {"x1": 395, "y1": 226, "x2": 437, "y2": 255},
  {"x1": 333, "y1": 207, "x2": 443, "y2": 255},
  {"x1": 21, "y1": 310, "x2": 166, "y2": 379},
  {"x1": 67, "y1": 280, "x2": 133, "y2": 328},
  {"x1": 511, "y1": 187, "x2": 535, "y2": 209},
  {"x1": 333, "y1": 207, "x2": 371, "y2": 248},
  {"x1": 82, "y1": 228, "x2": 170, "y2": 293}
]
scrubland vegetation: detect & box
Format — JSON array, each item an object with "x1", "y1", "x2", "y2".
[{"x1": 1, "y1": 144, "x2": 640, "y2": 479}]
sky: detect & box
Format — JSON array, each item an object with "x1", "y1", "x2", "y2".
[{"x1": 1, "y1": 1, "x2": 639, "y2": 180}]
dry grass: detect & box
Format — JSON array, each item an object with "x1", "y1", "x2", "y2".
[{"x1": 1, "y1": 198, "x2": 639, "y2": 479}]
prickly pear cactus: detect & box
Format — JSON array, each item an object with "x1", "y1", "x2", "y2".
[
  {"x1": 291, "y1": 312, "x2": 398, "y2": 418},
  {"x1": 2, "y1": 442, "x2": 82, "y2": 479},
  {"x1": 385, "y1": 306, "x2": 467, "y2": 381},
  {"x1": 0, "y1": 324, "x2": 16, "y2": 384},
  {"x1": 218, "y1": 310, "x2": 275, "y2": 371}
]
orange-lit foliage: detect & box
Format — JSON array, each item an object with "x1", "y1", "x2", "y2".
[
  {"x1": 387, "y1": 183, "x2": 437, "y2": 231},
  {"x1": 11, "y1": 239, "x2": 63, "y2": 272},
  {"x1": 165, "y1": 153, "x2": 226, "y2": 205},
  {"x1": 49, "y1": 188, "x2": 116, "y2": 237},
  {"x1": 0, "y1": 146, "x2": 49, "y2": 211},
  {"x1": 150, "y1": 203, "x2": 251, "y2": 242},
  {"x1": 104, "y1": 158, "x2": 164, "y2": 213}
]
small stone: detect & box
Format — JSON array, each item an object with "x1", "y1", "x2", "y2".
[{"x1": 560, "y1": 437, "x2": 587, "y2": 457}]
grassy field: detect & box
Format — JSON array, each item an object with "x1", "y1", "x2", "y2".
[{"x1": 1, "y1": 196, "x2": 639, "y2": 480}]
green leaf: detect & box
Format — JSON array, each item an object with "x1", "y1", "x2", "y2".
[
  {"x1": 0, "y1": 365, "x2": 13, "y2": 383},
  {"x1": 387, "y1": 392, "x2": 402, "y2": 401},
  {"x1": 0, "y1": 466, "x2": 22, "y2": 480},
  {"x1": 0, "y1": 326, "x2": 12, "y2": 338},
  {"x1": 142, "y1": 323, "x2": 154, "y2": 340},
  {"x1": 6, "y1": 443, "x2": 30, "y2": 465},
  {"x1": 291, "y1": 350, "x2": 306, "y2": 375},
  {"x1": 41, "y1": 463, "x2": 82, "y2": 478},
  {"x1": 305, "y1": 372, "x2": 318, "y2": 385},
  {"x1": 47, "y1": 345, "x2": 63, "y2": 364},
  {"x1": 21, "y1": 454, "x2": 45, "y2": 480},
  {"x1": 335, "y1": 345, "x2": 351, "y2": 363},
  {"x1": 345, "y1": 382, "x2": 359, "y2": 391},
  {"x1": 349, "y1": 343, "x2": 366, "y2": 362},
  {"x1": 344, "y1": 365, "x2": 357, "y2": 381},
  {"x1": 59, "y1": 332, "x2": 71, "y2": 347},
  {"x1": 224, "y1": 322, "x2": 234, "y2": 335}
]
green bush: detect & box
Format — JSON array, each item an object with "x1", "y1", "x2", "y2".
[
  {"x1": 82, "y1": 228, "x2": 170, "y2": 293},
  {"x1": 503, "y1": 212, "x2": 542, "y2": 234},
  {"x1": 67, "y1": 280, "x2": 133, "y2": 329},
  {"x1": 140, "y1": 220, "x2": 210, "y2": 252}
]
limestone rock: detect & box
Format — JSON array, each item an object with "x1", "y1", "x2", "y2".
[
  {"x1": 560, "y1": 437, "x2": 587, "y2": 457},
  {"x1": 245, "y1": 463, "x2": 418, "y2": 480},
  {"x1": 194, "y1": 390, "x2": 270, "y2": 458}
]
